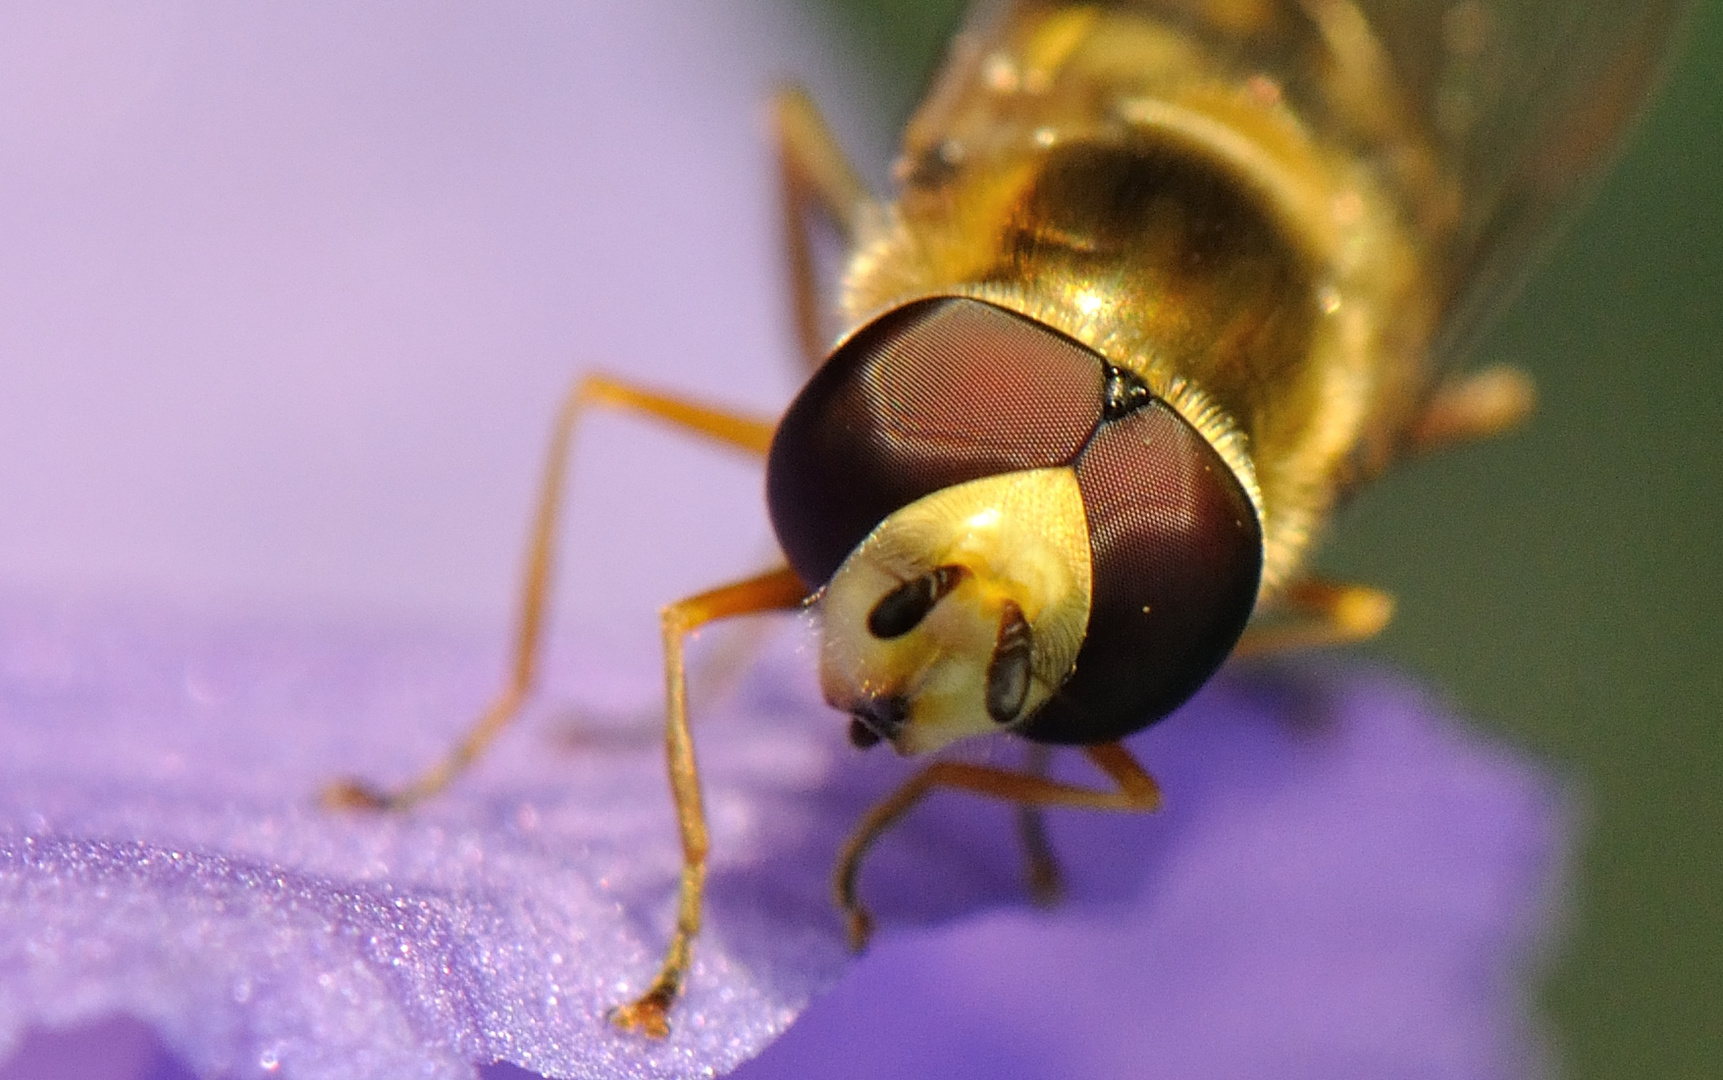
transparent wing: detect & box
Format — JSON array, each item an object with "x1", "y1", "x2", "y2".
[
  {"x1": 952, "y1": 0, "x2": 1693, "y2": 367},
  {"x1": 1343, "y1": 0, "x2": 1692, "y2": 363}
]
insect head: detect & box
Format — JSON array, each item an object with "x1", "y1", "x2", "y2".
[{"x1": 767, "y1": 296, "x2": 1263, "y2": 755}]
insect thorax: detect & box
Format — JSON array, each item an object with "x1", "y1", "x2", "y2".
[{"x1": 842, "y1": 2, "x2": 1442, "y2": 597}]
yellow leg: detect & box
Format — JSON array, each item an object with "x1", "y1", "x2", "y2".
[
  {"x1": 1230, "y1": 370, "x2": 1529, "y2": 665},
  {"x1": 322, "y1": 372, "x2": 777, "y2": 812},
  {"x1": 1231, "y1": 577, "x2": 1395, "y2": 661},
  {"x1": 609, "y1": 566, "x2": 809, "y2": 1038},
  {"x1": 1014, "y1": 744, "x2": 1065, "y2": 908},
  {"x1": 1405, "y1": 365, "x2": 1537, "y2": 455},
  {"x1": 771, "y1": 85, "x2": 874, "y2": 369},
  {"x1": 836, "y1": 743, "x2": 1162, "y2": 951}
]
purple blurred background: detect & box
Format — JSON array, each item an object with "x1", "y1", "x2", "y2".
[{"x1": 0, "y1": 0, "x2": 869, "y2": 656}]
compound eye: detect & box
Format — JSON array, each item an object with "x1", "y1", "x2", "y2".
[
  {"x1": 767, "y1": 298, "x2": 1105, "y2": 587},
  {"x1": 1022, "y1": 399, "x2": 1262, "y2": 745},
  {"x1": 866, "y1": 565, "x2": 968, "y2": 639},
  {"x1": 985, "y1": 601, "x2": 1033, "y2": 725}
]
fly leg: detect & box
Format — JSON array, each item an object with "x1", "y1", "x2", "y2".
[
  {"x1": 610, "y1": 566, "x2": 809, "y2": 1038},
  {"x1": 1404, "y1": 365, "x2": 1537, "y2": 455},
  {"x1": 321, "y1": 372, "x2": 777, "y2": 812},
  {"x1": 1231, "y1": 577, "x2": 1395, "y2": 660},
  {"x1": 772, "y1": 85, "x2": 875, "y2": 369},
  {"x1": 837, "y1": 744, "x2": 1162, "y2": 952},
  {"x1": 1014, "y1": 744, "x2": 1066, "y2": 908},
  {"x1": 1231, "y1": 367, "x2": 1530, "y2": 665}
]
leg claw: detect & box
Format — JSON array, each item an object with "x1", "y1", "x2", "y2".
[
  {"x1": 320, "y1": 778, "x2": 392, "y2": 812},
  {"x1": 844, "y1": 907, "x2": 874, "y2": 954},
  {"x1": 609, "y1": 994, "x2": 672, "y2": 1039},
  {"x1": 1026, "y1": 860, "x2": 1066, "y2": 909}
]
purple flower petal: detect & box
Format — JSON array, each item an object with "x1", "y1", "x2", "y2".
[
  {"x1": 0, "y1": 595, "x2": 1566, "y2": 1079},
  {"x1": 737, "y1": 668, "x2": 1568, "y2": 1080},
  {"x1": 0, "y1": 597, "x2": 856, "y2": 1078}
]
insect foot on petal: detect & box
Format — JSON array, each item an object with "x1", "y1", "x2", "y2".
[
  {"x1": 845, "y1": 905, "x2": 876, "y2": 954},
  {"x1": 318, "y1": 778, "x2": 393, "y2": 812},
  {"x1": 609, "y1": 991, "x2": 675, "y2": 1039}
]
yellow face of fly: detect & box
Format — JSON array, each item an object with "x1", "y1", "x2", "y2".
[{"x1": 816, "y1": 467, "x2": 1093, "y2": 756}]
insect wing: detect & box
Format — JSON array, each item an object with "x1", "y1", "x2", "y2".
[
  {"x1": 1343, "y1": 0, "x2": 1693, "y2": 364},
  {"x1": 941, "y1": 0, "x2": 1692, "y2": 369}
]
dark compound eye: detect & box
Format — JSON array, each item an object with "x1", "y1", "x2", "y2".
[
  {"x1": 866, "y1": 565, "x2": 968, "y2": 639},
  {"x1": 985, "y1": 601, "x2": 1033, "y2": 725},
  {"x1": 767, "y1": 298, "x2": 1105, "y2": 588},
  {"x1": 767, "y1": 296, "x2": 1261, "y2": 747},
  {"x1": 1021, "y1": 397, "x2": 1261, "y2": 746}
]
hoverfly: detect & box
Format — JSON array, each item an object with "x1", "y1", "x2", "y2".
[{"x1": 325, "y1": 0, "x2": 1690, "y2": 1038}]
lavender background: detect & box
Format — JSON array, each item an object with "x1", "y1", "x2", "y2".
[{"x1": 0, "y1": 0, "x2": 843, "y2": 645}]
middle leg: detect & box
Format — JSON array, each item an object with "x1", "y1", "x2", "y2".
[
  {"x1": 1231, "y1": 577, "x2": 1395, "y2": 661},
  {"x1": 772, "y1": 85, "x2": 875, "y2": 369}
]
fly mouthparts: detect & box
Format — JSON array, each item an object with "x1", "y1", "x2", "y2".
[{"x1": 847, "y1": 696, "x2": 908, "y2": 748}]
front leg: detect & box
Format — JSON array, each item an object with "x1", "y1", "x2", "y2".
[
  {"x1": 836, "y1": 743, "x2": 1162, "y2": 952},
  {"x1": 609, "y1": 566, "x2": 809, "y2": 1038},
  {"x1": 322, "y1": 373, "x2": 777, "y2": 812},
  {"x1": 1015, "y1": 743, "x2": 1067, "y2": 908}
]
